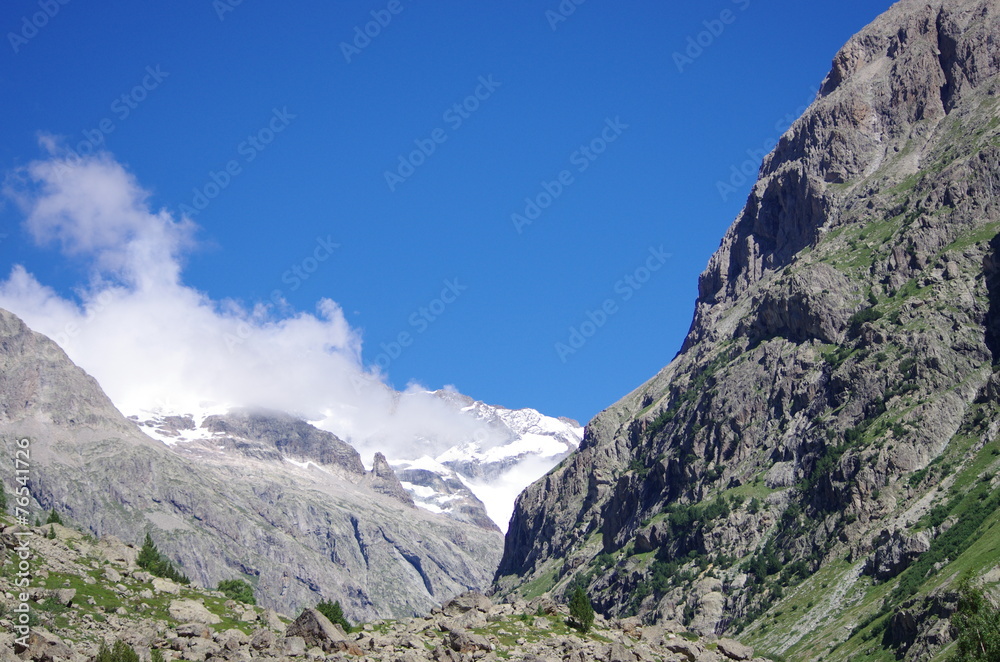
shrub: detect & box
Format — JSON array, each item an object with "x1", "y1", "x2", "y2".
[
  {"x1": 217, "y1": 579, "x2": 256, "y2": 605},
  {"x1": 95, "y1": 640, "x2": 139, "y2": 662},
  {"x1": 568, "y1": 587, "x2": 594, "y2": 633},
  {"x1": 316, "y1": 600, "x2": 351, "y2": 632}
]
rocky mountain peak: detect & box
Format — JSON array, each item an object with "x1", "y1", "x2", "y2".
[{"x1": 496, "y1": 2, "x2": 1000, "y2": 660}]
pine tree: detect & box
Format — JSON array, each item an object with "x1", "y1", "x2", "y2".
[
  {"x1": 45, "y1": 508, "x2": 62, "y2": 525},
  {"x1": 46, "y1": 525, "x2": 55, "y2": 539},
  {"x1": 0, "y1": 480, "x2": 7, "y2": 513},
  {"x1": 316, "y1": 599, "x2": 352, "y2": 632},
  {"x1": 136, "y1": 532, "x2": 190, "y2": 585},
  {"x1": 137, "y1": 533, "x2": 160, "y2": 569},
  {"x1": 569, "y1": 587, "x2": 595, "y2": 633}
]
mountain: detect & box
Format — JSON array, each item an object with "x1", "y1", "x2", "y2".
[
  {"x1": 496, "y1": 0, "x2": 1000, "y2": 660},
  {"x1": 390, "y1": 390, "x2": 582, "y2": 531},
  {"x1": 0, "y1": 307, "x2": 502, "y2": 621},
  {"x1": 132, "y1": 389, "x2": 582, "y2": 533}
]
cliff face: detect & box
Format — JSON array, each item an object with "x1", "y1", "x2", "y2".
[
  {"x1": 0, "y1": 308, "x2": 502, "y2": 621},
  {"x1": 497, "y1": 1, "x2": 1000, "y2": 659}
]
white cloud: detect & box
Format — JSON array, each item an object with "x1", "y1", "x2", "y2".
[{"x1": 0, "y1": 147, "x2": 562, "y2": 532}]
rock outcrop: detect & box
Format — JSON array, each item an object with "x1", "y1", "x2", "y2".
[{"x1": 497, "y1": 1, "x2": 1000, "y2": 660}]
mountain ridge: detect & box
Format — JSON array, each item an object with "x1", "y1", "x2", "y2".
[
  {"x1": 0, "y1": 307, "x2": 503, "y2": 621},
  {"x1": 496, "y1": 1, "x2": 1000, "y2": 660}
]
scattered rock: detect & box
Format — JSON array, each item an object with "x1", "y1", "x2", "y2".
[
  {"x1": 717, "y1": 638, "x2": 754, "y2": 661},
  {"x1": 168, "y1": 599, "x2": 221, "y2": 625}
]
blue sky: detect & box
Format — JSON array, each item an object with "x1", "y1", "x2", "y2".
[{"x1": 0, "y1": 0, "x2": 892, "y2": 425}]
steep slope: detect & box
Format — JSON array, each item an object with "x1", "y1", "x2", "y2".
[
  {"x1": 497, "y1": 1, "x2": 1000, "y2": 660},
  {"x1": 0, "y1": 308, "x2": 502, "y2": 621}
]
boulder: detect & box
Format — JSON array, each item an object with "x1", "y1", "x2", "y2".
[
  {"x1": 284, "y1": 608, "x2": 347, "y2": 652},
  {"x1": 168, "y1": 599, "x2": 221, "y2": 624},
  {"x1": 441, "y1": 590, "x2": 492, "y2": 616},
  {"x1": 447, "y1": 629, "x2": 493, "y2": 653},
  {"x1": 717, "y1": 638, "x2": 754, "y2": 661},
  {"x1": 13, "y1": 628, "x2": 73, "y2": 662},
  {"x1": 153, "y1": 577, "x2": 182, "y2": 595}
]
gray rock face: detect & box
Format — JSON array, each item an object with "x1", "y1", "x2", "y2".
[
  {"x1": 395, "y1": 466, "x2": 499, "y2": 531},
  {"x1": 497, "y1": 0, "x2": 1000, "y2": 658},
  {"x1": 365, "y1": 452, "x2": 416, "y2": 506},
  {"x1": 202, "y1": 408, "x2": 365, "y2": 473},
  {"x1": 866, "y1": 529, "x2": 932, "y2": 580},
  {"x1": 0, "y1": 307, "x2": 502, "y2": 620}
]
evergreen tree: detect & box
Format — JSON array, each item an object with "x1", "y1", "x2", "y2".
[
  {"x1": 46, "y1": 525, "x2": 55, "y2": 539},
  {"x1": 316, "y1": 599, "x2": 352, "y2": 632},
  {"x1": 0, "y1": 480, "x2": 7, "y2": 512},
  {"x1": 137, "y1": 533, "x2": 160, "y2": 569},
  {"x1": 952, "y1": 577, "x2": 1000, "y2": 662},
  {"x1": 45, "y1": 508, "x2": 62, "y2": 525},
  {"x1": 136, "y1": 532, "x2": 190, "y2": 585},
  {"x1": 569, "y1": 587, "x2": 595, "y2": 633}
]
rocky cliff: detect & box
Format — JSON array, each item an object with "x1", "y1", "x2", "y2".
[
  {"x1": 497, "y1": 1, "x2": 1000, "y2": 660},
  {"x1": 0, "y1": 308, "x2": 502, "y2": 621}
]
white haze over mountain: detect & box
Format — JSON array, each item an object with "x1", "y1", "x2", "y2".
[{"x1": 0, "y1": 145, "x2": 572, "y2": 529}]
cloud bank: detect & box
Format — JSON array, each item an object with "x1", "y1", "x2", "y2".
[
  {"x1": 0, "y1": 149, "x2": 469, "y2": 442},
  {"x1": 0, "y1": 146, "x2": 564, "y2": 531}
]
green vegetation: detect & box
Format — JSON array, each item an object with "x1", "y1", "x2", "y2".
[
  {"x1": 894, "y1": 482, "x2": 1000, "y2": 601},
  {"x1": 95, "y1": 640, "x2": 139, "y2": 662},
  {"x1": 951, "y1": 578, "x2": 1000, "y2": 662},
  {"x1": 848, "y1": 307, "x2": 883, "y2": 334},
  {"x1": 217, "y1": 579, "x2": 256, "y2": 605},
  {"x1": 316, "y1": 599, "x2": 352, "y2": 632},
  {"x1": 136, "y1": 533, "x2": 190, "y2": 585},
  {"x1": 568, "y1": 587, "x2": 594, "y2": 633},
  {"x1": 45, "y1": 508, "x2": 62, "y2": 525}
]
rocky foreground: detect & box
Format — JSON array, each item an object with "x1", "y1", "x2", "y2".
[{"x1": 0, "y1": 519, "x2": 763, "y2": 662}]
